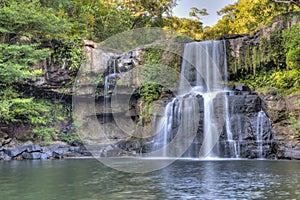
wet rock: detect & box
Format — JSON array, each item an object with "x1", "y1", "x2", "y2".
[
  {"x1": 22, "y1": 152, "x2": 42, "y2": 160},
  {"x1": 3, "y1": 144, "x2": 42, "y2": 158},
  {"x1": 4, "y1": 148, "x2": 23, "y2": 157},
  {"x1": 0, "y1": 149, "x2": 4, "y2": 159},
  {"x1": 25, "y1": 144, "x2": 42, "y2": 152},
  {"x1": 235, "y1": 84, "x2": 251, "y2": 92},
  {"x1": 100, "y1": 89, "x2": 276, "y2": 159},
  {"x1": 41, "y1": 153, "x2": 51, "y2": 160}
]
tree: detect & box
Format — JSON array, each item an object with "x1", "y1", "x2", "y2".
[
  {"x1": 189, "y1": 7, "x2": 208, "y2": 21},
  {"x1": 273, "y1": 0, "x2": 300, "y2": 7},
  {"x1": 0, "y1": 0, "x2": 70, "y2": 43},
  {"x1": 164, "y1": 16, "x2": 204, "y2": 40},
  {"x1": 121, "y1": 0, "x2": 177, "y2": 28},
  {"x1": 0, "y1": 0, "x2": 66, "y2": 129},
  {"x1": 202, "y1": 0, "x2": 299, "y2": 39}
]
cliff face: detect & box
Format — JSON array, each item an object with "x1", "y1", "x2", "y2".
[
  {"x1": 224, "y1": 13, "x2": 300, "y2": 159},
  {"x1": 224, "y1": 13, "x2": 299, "y2": 79},
  {"x1": 262, "y1": 94, "x2": 300, "y2": 159},
  {"x1": 1, "y1": 14, "x2": 300, "y2": 160}
]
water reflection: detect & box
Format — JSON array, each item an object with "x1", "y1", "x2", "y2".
[{"x1": 0, "y1": 159, "x2": 299, "y2": 200}]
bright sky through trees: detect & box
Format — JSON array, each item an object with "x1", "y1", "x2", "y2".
[{"x1": 173, "y1": 0, "x2": 237, "y2": 26}]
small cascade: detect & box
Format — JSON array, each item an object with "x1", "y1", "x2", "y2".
[
  {"x1": 103, "y1": 57, "x2": 118, "y2": 123},
  {"x1": 256, "y1": 110, "x2": 272, "y2": 158},
  {"x1": 104, "y1": 58, "x2": 118, "y2": 97},
  {"x1": 225, "y1": 93, "x2": 239, "y2": 158},
  {"x1": 153, "y1": 98, "x2": 180, "y2": 157},
  {"x1": 152, "y1": 93, "x2": 201, "y2": 157}
]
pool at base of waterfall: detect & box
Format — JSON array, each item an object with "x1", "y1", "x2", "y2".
[{"x1": 0, "y1": 159, "x2": 299, "y2": 199}]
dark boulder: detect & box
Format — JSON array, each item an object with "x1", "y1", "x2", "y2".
[{"x1": 22, "y1": 152, "x2": 42, "y2": 160}]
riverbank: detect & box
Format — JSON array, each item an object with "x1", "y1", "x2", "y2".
[
  {"x1": 1, "y1": 139, "x2": 299, "y2": 160},
  {"x1": 0, "y1": 140, "x2": 92, "y2": 160}
]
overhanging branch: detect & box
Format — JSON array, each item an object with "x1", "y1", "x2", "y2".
[{"x1": 273, "y1": 0, "x2": 300, "y2": 7}]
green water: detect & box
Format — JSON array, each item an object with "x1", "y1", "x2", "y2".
[{"x1": 0, "y1": 159, "x2": 299, "y2": 199}]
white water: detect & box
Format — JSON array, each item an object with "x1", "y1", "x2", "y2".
[
  {"x1": 256, "y1": 110, "x2": 271, "y2": 158},
  {"x1": 225, "y1": 92, "x2": 240, "y2": 158},
  {"x1": 99, "y1": 41, "x2": 273, "y2": 159},
  {"x1": 153, "y1": 41, "x2": 229, "y2": 158},
  {"x1": 103, "y1": 58, "x2": 118, "y2": 124}
]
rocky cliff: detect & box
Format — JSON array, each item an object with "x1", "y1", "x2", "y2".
[
  {"x1": 224, "y1": 12, "x2": 300, "y2": 79},
  {"x1": 223, "y1": 13, "x2": 300, "y2": 159},
  {"x1": 1, "y1": 14, "x2": 300, "y2": 160}
]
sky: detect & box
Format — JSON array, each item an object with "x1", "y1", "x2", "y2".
[{"x1": 172, "y1": 0, "x2": 237, "y2": 26}]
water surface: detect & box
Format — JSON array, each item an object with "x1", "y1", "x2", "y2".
[{"x1": 0, "y1": 159, "x2": 299, "y2": 199}]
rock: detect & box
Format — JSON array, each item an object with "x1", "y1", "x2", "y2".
[
  {"x1": 261, "y1": 93, "x2": 300, "y2": 159},
  {"x1": 3, "y1": 144, "x2": 42, "y2": 158},
  {"x1": 22, "y1": 152, "x2": 42, "y2": 160},
  {"x1": 41, "y1": 153, "x2": 51, "y2": 160},
  {"x1": 282, "y1": 150, "x2": 300, "y2": 160},
  {"x1": 219, "y1": 34, "x2": 249, "y2": 40},
  {"x1": 83, "y1": 39, "x2": 97, "y2": 48},
  {"x1": 99, "y1": 89, "x2": 276, "y2": 159},
  {"x1": 226, "y1": 14, "x2": 300, "y2": 79},
  {"x1": 3, "y1": 154, "x2": 11, "y2": 161},
  {"x1": 0, "y1": 149, "x2": 4, "y2": 160},
  {"x1": 24, "y1": 144, "x2": 41, "y2": 153},
  {"x1": 52, "y1": 152, "x2": 63, "y2": 159},
  {"x1": 0, "y1": 133, "x2": 12, "y2": 147},
  {"x1": 235, "y1": 84, "x2": 251, "y2": 92},
  {"x1": 4, "y1": 148, "x2": 24, "y2": 157}
]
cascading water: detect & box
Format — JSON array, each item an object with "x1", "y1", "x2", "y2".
[
  {"x1": 256, "y1": 110, "x2": 272, "y2": 158},
  {"x1": 103, "y1": 58, "x2": 118, "y2": 123},
  {"x1": 152, "y1": 41, "x2": 229, "y2": 158},
  {"x1": 104, "y1": 58, "x2": 118, "y2": 97},
  {"x1": 151, "y1": 40, "x2": 274, "y2": 159},
  {"x1": 99, "y1": 40, "x2": 275, "y2": 159}
]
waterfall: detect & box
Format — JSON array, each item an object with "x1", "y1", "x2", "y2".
[
  {"x1": 153, "y1": 41, "x2": 228, "y2": 158},
  {"x1": 179, "y1": 41, "x2": 226, "y2": 94},
  {"x1": 104, "y1": 58, "x2": 118, "y2": 97},
  {"x1": 103, "y1": 57, "x2": 118, "y2": 124},
  {"x1": 256, "y1": 110, "x2": 272, "y2": 159},
  {"x1": 225, "y1": 92, "x2": 239, "y2": 158},
  {"x1": 99, "y1": 40, "x2": 275, "y2": 159}
]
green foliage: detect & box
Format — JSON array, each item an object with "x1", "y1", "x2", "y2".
[
  {"x1": 283, "y1": 22, "x2": 300, "y2": 69},
  {"x1": 239, "y1": 67, "x2": 300, "y2": 96},
  {"x1": 53, "y1": 38, "x2": 85, "y2": 72},
  {"x1": 269, "y1": 28, "x2": 286, "y2": 69},
  {"x1": 121, "y1": 0, "x2": 176, "y2": 28},
  {"x1": 140, "y1": 82, "x2": 162, "y2": 103},
  {"x1": 238, "y1": 18, "x2": 300, "y2": 97},
  {"x1": 33, "y1": 127, "x2": 57, "y2": 143},
  {"x1": 93, "y1": 4, "x2": 134, "y2": 42},
  {"x1": 0, "y1": 89, "x2": 71, "y2": 142},
  {"x1": 0, "y1": 1, "x2": 72, "y2": 143},
  {"x1": 272, "y1": 69, "x2": 300, "y2": 89},
  {"x1": 164, "y1": 16, "x2": 204, "y2": 40},
  {"x1": 288, "y1": 112, "x2": 300, "y2": 139},
  {"x1": 38, "y1": 0, "x2": 176, "y2": 42},
  {"x1": 143, "y1": 47, "x2": 165, "y2": 64},
  {"x1": 59, "y1": 132, "x2": 81, "y2": 144},
  {"x1": 203, "y1": 0, "x2": 299, "y2": 40},
  {"x1": 0, "y1": 44, "x2": 50, "y2": 86},
  {"x1": 0, "y1": 0, "x2": 70, "y2": 42}
]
